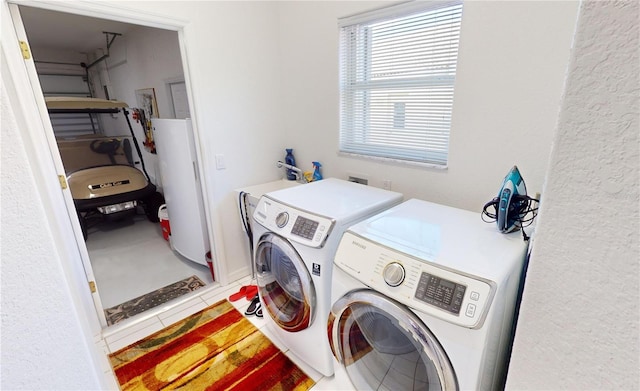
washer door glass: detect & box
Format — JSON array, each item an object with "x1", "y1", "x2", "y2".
[
  {"x1": 255, "y1": 233, "x2": 316, "y2": 332},
  {"x1": 328, "y1": 289, "x2": 458, "y2": 391}
]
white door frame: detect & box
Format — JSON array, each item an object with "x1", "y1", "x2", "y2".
[
  {"x1": 4, "y1": 0, "x2": 225, "y2": 329},
  {"x1": 4, "y1": 1, "x2": 110, "y2": 328}
]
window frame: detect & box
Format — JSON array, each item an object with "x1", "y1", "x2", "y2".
[{"x1": 338, "y1": 0, "x2": 463, "y2": 168}]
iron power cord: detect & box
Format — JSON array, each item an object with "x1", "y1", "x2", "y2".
[{"x1": 481, "y1": 194, "x2": 540, "y2": 241}]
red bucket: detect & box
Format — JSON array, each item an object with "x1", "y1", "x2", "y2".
[
  {"x1": 158, "y1": 204, "x2": 170, "y2": 241},
  {"x1": 206, "y1": 251, "x2": 215, "y2": 281}
]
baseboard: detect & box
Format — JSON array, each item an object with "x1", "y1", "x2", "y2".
[{"x1": 226, "y1": 266, "x2": 252, "y2": 285}]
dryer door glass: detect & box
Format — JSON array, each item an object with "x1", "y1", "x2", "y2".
[
  {"x1": 329, "y1": 289, "x2": 457, "y2": 391},
  {"x1": 255, "y1": 233, "x2": 316, "y2": 332}
]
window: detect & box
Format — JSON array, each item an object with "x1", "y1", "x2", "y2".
[{"x1": 339, "y1": 1, "x2": 463, "y2": 167}]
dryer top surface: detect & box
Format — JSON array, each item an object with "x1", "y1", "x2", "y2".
[
  {"x1": 347, "y1": 198, "x2": 528, "y2": 278},
  {"x1": 263, "y1": 178, "x2": 403, "y2": 223}
]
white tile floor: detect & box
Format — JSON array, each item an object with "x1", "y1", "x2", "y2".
[
  {"x1": 85, "y1": 213, "x2": 354, "y2": 390},
  {"x1": 96, "y1": 276, "x2": 356, "y2": 390}
]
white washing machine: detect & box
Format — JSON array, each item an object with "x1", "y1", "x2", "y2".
[
  {"x1": 328, "y1": 199, "x2": 528, "y2": 390},
  {"x1": 252, "y1": 178, "x2": 402, "y2": 377}
]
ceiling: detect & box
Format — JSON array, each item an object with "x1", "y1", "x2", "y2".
[{"x1": 19, "y1": 5, "x2": 136, "y2": 53}]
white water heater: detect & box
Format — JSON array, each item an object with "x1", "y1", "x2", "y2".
[{"x1": 152, "y1": 118, "x2": 209, "y2": 266}]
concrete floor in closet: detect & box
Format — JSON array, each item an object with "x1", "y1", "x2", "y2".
[{"x1": 85, "y1": 212, "x2": 213, "y2": 309}]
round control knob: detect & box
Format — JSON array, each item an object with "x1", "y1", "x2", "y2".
[
  {"x1": 383, "y1": 262, "x2": 405, "y2": 287},
  {"x1": 275, "y1": 212, "x2": 289, "y2": 228}
]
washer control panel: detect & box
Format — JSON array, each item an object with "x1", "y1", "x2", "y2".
[
  {"x1": 334, "y1": 232, "x2": 495, "y2": 329},
  {"x1": 254, "y1": 196, "x2": 334, "y2": 248},
  {"x1": 415, "y1": 272, "x2": 466, "y2": 315}
]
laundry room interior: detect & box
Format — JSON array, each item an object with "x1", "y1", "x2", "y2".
[{"x1": 2, "y1": 1, "x2": 637, "y2": 391}]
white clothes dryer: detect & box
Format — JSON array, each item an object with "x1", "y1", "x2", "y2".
[
  {"x1": 328, "y1": 199, "x2": 528, "y2": 390},
  {"x1": 252, "y1": 178, "x2": 402, "y2": 377}
]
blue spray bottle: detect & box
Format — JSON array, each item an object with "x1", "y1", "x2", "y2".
[
  {"x1": 285, "y1": 149, "x2": 297, "y2": 180},
  {"x1": 312, "y1": 161, "x2": 323, "y2": 181}
]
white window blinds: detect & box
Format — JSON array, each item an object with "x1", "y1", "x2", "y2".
[{"x1": 339, "y1": 1, "x2": 463, "y2": 167}]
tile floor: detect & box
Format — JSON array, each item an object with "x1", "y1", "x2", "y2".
[
  {"x1": 85, "y1": 211, "x2": 354, "y2": 390},
  {"x1": 95, "y1": 276, "x2": 355, "y2": 390}
]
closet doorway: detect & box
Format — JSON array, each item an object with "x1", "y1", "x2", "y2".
[{"x1": 13, "y1": 4, "x2": 215, "y2": 328}]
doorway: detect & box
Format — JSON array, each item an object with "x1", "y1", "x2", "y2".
[{"x1": 15, "y1": 5, "x2": 214, "y2": 328}]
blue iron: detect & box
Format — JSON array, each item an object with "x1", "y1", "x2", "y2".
[{"x1": 496, "y1": 166, "x2": 527, "y2": 233}]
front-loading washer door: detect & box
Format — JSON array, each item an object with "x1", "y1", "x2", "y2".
[
  {"x1": 255, "y1": 232, "x2": 316, "y2": 332},
  {"x1": 328, "y1": 289, "x2": 458, "y2": 391}
]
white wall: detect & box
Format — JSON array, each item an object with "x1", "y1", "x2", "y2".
[
  {"x1": 22, "y1": 1, "x2": 285, "y2": 282},
  {"x1": 105, "y1": 26, "x2": 183, "y2": 120},
  {"x1": 2, "y1": 2, "x2": 285, "y2": 389},
  {"x1": 179, "y1": 1, "x2": 286, "y2": 281},
  {"x1": 98, "y1": 26, "x2": 185, "y2": 190},
  {"x1": 1, "y1": 55, "x2": 103, "y2": 390},
  {"x1": 15, "y1": 0, "x2": 582, "y2": 302},
  {"x1": 276, "y1": 0, "x2": 579, "y2": 212},
  {"x1": 506, "y1": 1, "x2": 639, "y2": 389},
  {"x1": 110, "y1": 1, "x2": 287, "y2": 281}
]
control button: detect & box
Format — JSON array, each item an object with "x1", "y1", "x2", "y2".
[
  {"x1": 465, "y1": 303, "x2": 476, "y2": 317},
  {"x1": 275, "y1": 212, "x2": 289, "y2": 228},
  {"x1": 470, "y1": 291, "x2": 480, "y2": 301},
  {"x1": 383, "y1": 262, "x2": 405, "y2": 287}
]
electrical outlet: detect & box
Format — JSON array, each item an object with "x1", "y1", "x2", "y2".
[
  {"x1": 348, "y1": 176, "x2": 368, "y2": 185},
  {"x1": 383, "y1": 180, "x2": 392, "y2": 190}
]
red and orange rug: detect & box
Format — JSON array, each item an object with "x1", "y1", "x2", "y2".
[{"x1": 109, "y1": 299, "x2": 315, "y2": 390}]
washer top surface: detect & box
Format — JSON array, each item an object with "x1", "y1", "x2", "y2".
[
  {"x1": 347, "y1": 198, "x2": 527, "y2": 280},
  {"x1": 263, "y1": 178, "x2": 403, "y2": 222}
]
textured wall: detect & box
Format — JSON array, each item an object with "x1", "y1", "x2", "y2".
[
  {"x1": 1, "y1": 77, "x2": 101, "y2": 389},
  {"x1": 276, "y1": 1, "x2": 578, "y2": 213},
  {"x1": 506, "y1": 1, "x2": 640, "y2": 389}
]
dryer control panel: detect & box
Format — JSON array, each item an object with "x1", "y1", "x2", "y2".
[
  {"x1": 254, "y1": 196, "x2": 335, "y2": 248},
  {"x1": 334, "y1": 231, "x2": 496, "y2": 329}
]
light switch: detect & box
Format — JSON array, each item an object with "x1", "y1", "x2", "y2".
[{"x1": 215, "y1": 154, "x2": 226, "y2": 170}]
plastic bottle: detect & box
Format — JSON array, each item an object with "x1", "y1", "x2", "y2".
[
  {"x1": 312, "y1": 161, "x2": 323, "y2": 181},
  {"x1": 285, "y1": 149, "x2": 297, "y2": 180}
]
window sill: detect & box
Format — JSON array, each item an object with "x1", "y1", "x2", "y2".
[{"x1": 337, "y1": 151, "x2": 448, "y2": 170}]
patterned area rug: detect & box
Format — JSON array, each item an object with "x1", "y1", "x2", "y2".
[
  {"x1": 109, "y1": 299, "x2": 315, "y2": 391},
  {"x1": 105, "y1": 276, "x2": 206, "y2": 326}
]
